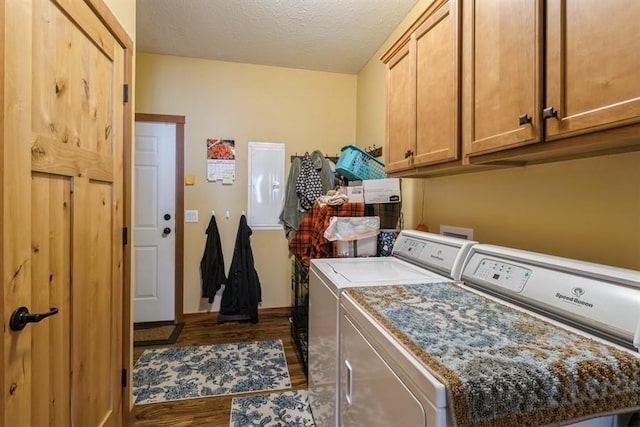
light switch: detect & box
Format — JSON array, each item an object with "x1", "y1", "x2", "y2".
[{"x1": 185, "y1": 210, "x2": 198, "y2": 223}]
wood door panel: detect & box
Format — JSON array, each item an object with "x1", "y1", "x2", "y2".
[
  {"x1": 546, "y1": 0, "x2": 640, "y2": 138},
  {"x1": 31, "y1": 173, "x2": 71, "y2": 427},
  {"x1": 385, "y1": 44, "x2": 414, "y2": 173},
  {"x1": 55, "y1": 0, "x2": 117, "y2": 61},
  {"x1": 414, "y1": 1, "x2": 459, "y2": 166},
  {"x1": 73, "y1": 179, "x2": 118, "y2": 426},
  {"x1": 463, "y1": 0, "x2": 542, "y2": 155},
  {"x1": 33, "y1": 0, "x2": 115, "y2": 173}
]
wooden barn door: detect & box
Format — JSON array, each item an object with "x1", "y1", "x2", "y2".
[{"x1": 2, "y1": 0, "x2": 129, "y2": 425}]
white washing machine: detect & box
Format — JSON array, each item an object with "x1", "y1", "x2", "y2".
[
  {"x1": 307, "y1": 230, "x2": 477, "y2": 426},
  {"x1": 338, "y1": 244, "x2": 640, "y2": 427}
]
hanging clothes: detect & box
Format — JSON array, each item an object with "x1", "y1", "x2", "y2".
[
  {"x1": 200, "y1": 214, "x2": 227, "y2": 303},
  {"x1": 295, "y1": 153, "x2": 323, "y2": 210},
  {"x1": 289, "y1": 201, "x2": 365, "y2": 267},
  {"x1": 219, "y1": 215, "x2": 262, "y2": 322},
  {"x1": 310, "y1": 150, "x2": 333, "y2": 194},
  {"x1": 279, "y1": 157, "x2": 305, "y2": 240}
]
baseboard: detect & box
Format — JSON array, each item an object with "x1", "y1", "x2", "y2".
[{"x1": 182, "y1": 306, "x2": 292, "y2": 324}]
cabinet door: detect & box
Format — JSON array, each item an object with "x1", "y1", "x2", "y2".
[
  {"x1": 545, "y1": 0, "x2": 640, "y2": 139},
  {"x1": 463, "y1": 0, "x2": 543, "y2": 155},
  {"x1": 414, "y1": 0, "x2": 460, "y2": 166},
  {"x1": 385, "y1": 43, "x2": 415, "y2": 173}
]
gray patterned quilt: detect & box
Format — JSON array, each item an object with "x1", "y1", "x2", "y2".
[{"x1": 346, "y1": 282, "x2": 640, "y2": 426}]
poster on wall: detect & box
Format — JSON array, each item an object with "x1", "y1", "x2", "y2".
[{"x1": 206, "y1": 138, "x2": 236, "y2": 183}]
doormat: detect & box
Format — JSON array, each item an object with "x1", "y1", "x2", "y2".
[
  {"x1": 133, "y1": 339, "x2": 291, "y2": 405},
  {"x1": 133, "y1": 322, "x2": 184, "y2": 347},
  {"x1": 230, "y1": 390, "x2": 315, "y2": 427}
]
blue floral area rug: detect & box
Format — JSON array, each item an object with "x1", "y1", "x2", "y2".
[
  {"x1": 230, "y1": 390, "x2": 315, "y2": 427},
  {"x1": 133, "y1": 339, "x2": 291, "y2": 405}
]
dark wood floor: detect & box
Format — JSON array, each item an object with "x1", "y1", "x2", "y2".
[{"x1": 133, "y1": 313, "x2": 308, "y2": 427}]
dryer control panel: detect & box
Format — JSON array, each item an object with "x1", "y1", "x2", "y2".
[{"x1": 392, "y1": 230, "x2": 477, "y2": 280}]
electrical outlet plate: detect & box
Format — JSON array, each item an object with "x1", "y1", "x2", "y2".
[{"x1": 185, "y1": 210, "x2": 198, "y2": 223}]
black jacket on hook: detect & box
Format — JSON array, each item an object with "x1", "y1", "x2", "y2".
[
  {"x1": 220, "y1": 215, "x2": 262, "y2": 322},
  {"x1": 200, "y1": 215, "x2": 226, "y2": 303}
]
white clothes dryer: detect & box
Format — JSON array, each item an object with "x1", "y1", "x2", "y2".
[{"x1": 307, "y1": 230, "x2": 477, "y2": 426}]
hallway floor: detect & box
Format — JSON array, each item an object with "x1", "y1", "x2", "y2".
[{"x1": 133, "y1": 312, "x2": 308, "y2": 426}]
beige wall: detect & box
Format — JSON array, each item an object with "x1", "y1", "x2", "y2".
[
  {"x1": 415, "y1": 153, "x2": 640, "y2": 269},
  {"x1": 356, "y1": 0, "x2": 435, "y2": 153},
  {"x1": 136, "y1": 53, "x2": 357, "y2": 313},
  {"x1": 356, "y1": 0, "x2": 640, "y2": 270},
  {"x1": 102, "y1": 0, "x2": 136, "y2": 40}
]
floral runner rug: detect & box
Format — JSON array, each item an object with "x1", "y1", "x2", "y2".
[
  {"x1": 346, "y1": 282, "x2": 640, "y2": 426},
  {"x1": 133, "y1": 339, "x2": 291, "y2": 405},
  {"x1": 230, "y1": 389, "x2": 315, "y2": 427}
]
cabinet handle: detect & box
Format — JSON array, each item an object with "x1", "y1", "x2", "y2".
[
  {"x1": 542, "y1": 107, "x2": 558, "y2": 120},
  {"x1": 518, "y1": 114, "x2": 532, "y2": 126}
]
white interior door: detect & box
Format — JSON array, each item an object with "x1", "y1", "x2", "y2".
[{"x1": 134, "y1": 122, "x2": 176, "y2": 322}]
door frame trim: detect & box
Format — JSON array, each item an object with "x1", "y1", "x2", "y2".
[{"x1": 134, "y1": 113, "x2": 186, "y2": 323}]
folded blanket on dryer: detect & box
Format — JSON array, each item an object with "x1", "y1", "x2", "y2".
[{"x1": 347, "y1": 282, "x2": 640, "y2": 427}]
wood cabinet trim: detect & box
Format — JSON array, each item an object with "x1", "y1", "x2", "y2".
[{"x1": 381, "y1": 0, "x2": 447, "y2": 64}]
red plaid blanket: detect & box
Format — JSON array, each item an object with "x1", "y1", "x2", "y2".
[{"x1": 289, "y1": 201, "x2": 365, "y2": 266}]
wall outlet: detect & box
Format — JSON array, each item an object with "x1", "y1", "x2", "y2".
[
  {"x1": 440, "y1": 225, "x2": 474, "y2": 240},
  {"x1": 185, "y1": 210, "x2": 198, "y2": 223}
]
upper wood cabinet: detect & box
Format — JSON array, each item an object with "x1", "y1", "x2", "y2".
[
  {"x1": 464, "y1": 0, "x2": 640, "y2": 159},
  {"x1": 385, "y1": 42, "x2": 414, "y2": 173},
  {"x1": 384, "y1": 0, "x2": 640, "y2": 175},
  {"x1": 545, "y1": 0, "x2": 640, "y2": 140},
  {"x1": 414, "y1": 3, "x2": 460, "y2": 167},
  {"x1": 383, "y1": 0, "x2": 460, "y2": 174},
  {"x1": 462, "y1": 1, "x2": 543, "y2": 155}
]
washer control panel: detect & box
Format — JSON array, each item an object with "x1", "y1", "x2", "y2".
[{"x1": 473, "y1": 258, "x2": 531, "y2": 292}]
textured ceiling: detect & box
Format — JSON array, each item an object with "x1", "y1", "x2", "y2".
[{"x1": 136, "y1": 0, "x2": 419, "y2": 74}]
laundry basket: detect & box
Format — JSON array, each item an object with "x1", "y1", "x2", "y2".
[{"x1": 335, "y1": 145, "x2": 386, "y2": 181}]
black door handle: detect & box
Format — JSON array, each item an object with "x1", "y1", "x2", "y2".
[
  {"x1": 10, "y1": 306, "x2": 59, "y2": 331},
  {"x1": 542, "y1": 107, "x2": 558, "y2": 119},
  {"x1": 164, "y1": 213, "x2": 171, "y2": 220},
  {"x1": 519, "y1": 114, "x2": 532, "y2": 126},
  {"x1": 163, "y1": 227, "x2": 172, "y2": 235}
]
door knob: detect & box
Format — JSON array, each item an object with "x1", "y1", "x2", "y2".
[
  {"x1": 163, "y1": 227, "x2": 172, "y2": 235},
  {"x1": 164, "y1": 213, "x2": 171, "y2": 220},
  {"x1": 9, "y1": 306, "x2": 59, "y2": 331}
]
